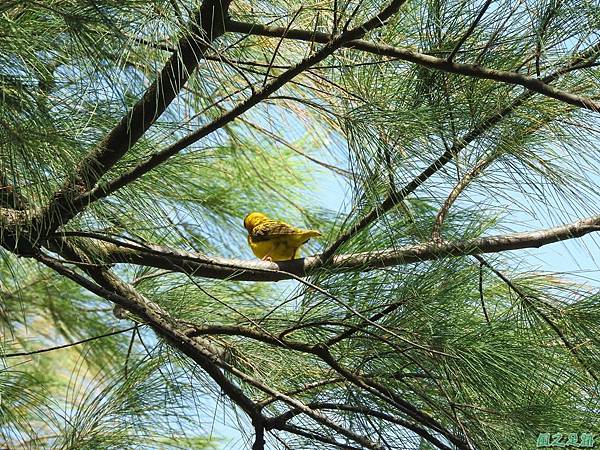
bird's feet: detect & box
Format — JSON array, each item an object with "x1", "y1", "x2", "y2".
[{"x1": 262, "y1": 255, "x2": 273, "y2": 262}]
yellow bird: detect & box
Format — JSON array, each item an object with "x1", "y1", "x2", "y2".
[{"x1": 243, "y1": 212, "x2": 321, "y2": 261}]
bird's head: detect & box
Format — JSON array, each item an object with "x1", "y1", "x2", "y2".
[{"x1": 243, "y1": 212, "x2": 269, "y2": 232}]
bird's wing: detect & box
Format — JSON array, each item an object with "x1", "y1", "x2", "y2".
[{"x1": 251, "y1": 220, "x2": 300, "y2": 242}]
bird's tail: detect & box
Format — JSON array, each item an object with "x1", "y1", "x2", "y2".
[
  {"x1": 303, "y1": 230, "x2": 322, "y2": 238},
  {"x1": 296, "y1": 229, "x2": 321, "y2": 246}
]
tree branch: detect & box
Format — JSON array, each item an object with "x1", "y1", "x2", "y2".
[
  {"x1": 226, "y1": 20, "x2": 600, "y2": 111},
  {"x1": 447, "y1": 0, "x2": 494, "y2": 62},
  {"x1": 184, "y1": 323, "x2": 460, "y2": 448},
  {"x1": 35, "y1": 0, "x2": 232, "y2": 235},
  {"x1": 275, "y1": 423, "x2": 363, "y2": 449},
  {"x1": 64, "y1": 0, "x2": 409, "y2": 212},
  {"x1": 319, "y1": 92, "x2": 534, "y2": 261},
  {"x1": 268, "y1": 402, "x2": 454, "y2": 450},
  {"x1": 0, "y1": 326, "x2": 137, "y2": 358},
  {"x1": 312, "y1": 345, "x2": 470, "y2": 449},
  {"x1": 34, "y1": 249, "x2": 266, "y2": 423},
  {"x1": 52, "y1": 214, "x2": 600, "y2": 282},
  {"x1": 475, "y1": 254, "x2": 598, "y2": 382},
  {"x1": 36, "y1": 239, "x2": 464, "y2": 449},
  {"x1": 431, "y1": 154, "x2": 497, "y2": 240},
  {"x1": 318, "y1": 40, "x2": 600, "y2": 261}
]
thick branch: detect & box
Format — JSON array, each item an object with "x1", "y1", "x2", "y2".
[
  {"x1": 319, "y1": 90, "x2": 533, "y2": 261},
  {"x1": 67, "y1": 0, "x2": 408, "y2": 209},
  {"x1": 53, "y1": 214, "x2": 600, "y2": 282},
  {"x1": 36, "y1": 0, "x2": 232, "y2": 234},
  {"x1": 226, "y1": 20, "x2": 600, "y2": 112},
  {"x1": 35, "y1": 248, "x2": 265, "y2": 422},
  {"x1": 318, "y1": 40, "x2": 600, "y2": 261}
]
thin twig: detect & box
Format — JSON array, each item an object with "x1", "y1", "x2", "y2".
[
  {"x1": 124, "y1": 324, "x2": 139, "y2": 378},
  {"x1": 276, "y1": 423, "x2": 363, "y2": 450},
  {"x1": 474, "y1": 255, "x2": 597, "y2": 382},
  {"x1": 237, "y1": 116, "x2": 352, "y2": 177},
  {"x1": 479, "y1": 260, "x2": 491, "y2": 325},
  {"x1": 447, "y1": 0, "x2": 494, "y2": 62},
  {"x1": 431, "y1": 155, "x2": 497, "y2": 240},
  {"x1": 325, "y1": 299, "x2": 409, "y2": 346},
  {"x1": 1, "y1": 326, "x2": 137, "y2": 358},
  {"x1": 263, "y1": 8, "x2": 303, "y2": 86}
]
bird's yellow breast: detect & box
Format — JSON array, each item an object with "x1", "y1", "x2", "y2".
[{"x1": 247, "y1": 235, "x2": 299, "y2": 261}]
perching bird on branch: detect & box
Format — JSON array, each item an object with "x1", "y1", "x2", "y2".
[{"x1": 243, "y1": 212, "x2": 321, "y2": 261}]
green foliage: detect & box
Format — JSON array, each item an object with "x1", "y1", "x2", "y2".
[{"x1": 2, "y1": 0, "x2": 600, "y2": 448}]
